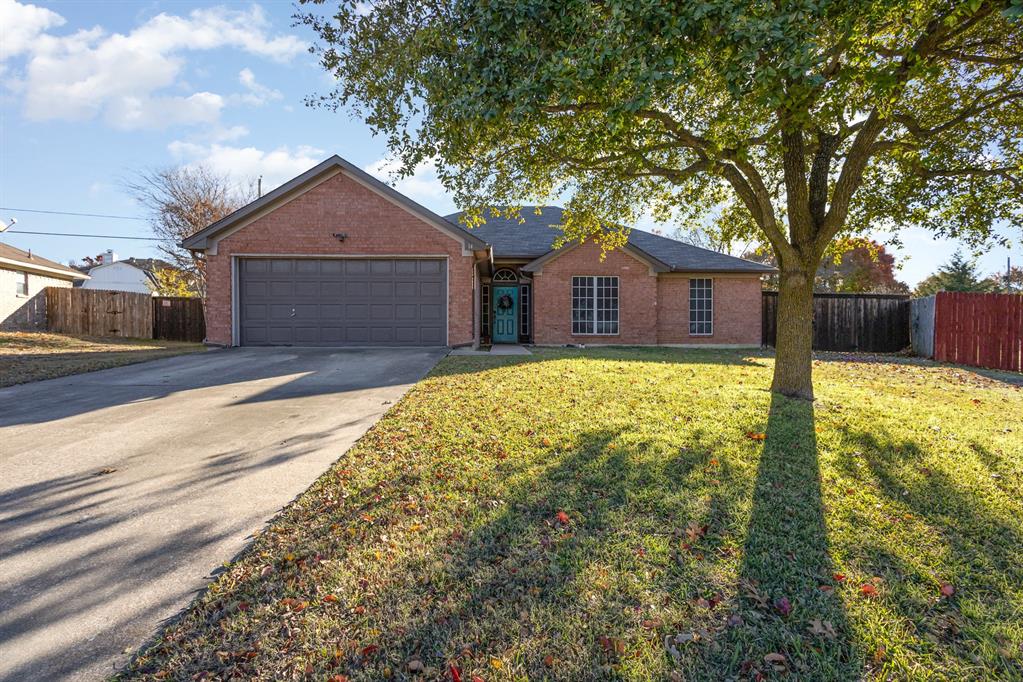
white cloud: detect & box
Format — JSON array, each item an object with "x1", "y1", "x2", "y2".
[
  {"x1": 364, "y1": 157, "x2": 451, "y2": 209},
  {"x1": 168, "y1": 141, "x2": 326, "y2": 190},
  {"x1": 0, "y1": 0, "x2": 64, "y2": 62},
  {"x1": 233, "y1": 67, "x2": 282, "y2": 106},
  {"x1": 3, "y1": 2, "x2": 305, "y2": 129}
]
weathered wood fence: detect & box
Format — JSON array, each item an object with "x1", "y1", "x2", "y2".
[
  {"x1": 153, "y1": 296, "x2": 206, "y2": 342},
  {"x1": 910, "y1": 296, "x2": 936, "y2": 359},
  {"x1": 762, "y1": 292, "x2": 911, "y2": 352},
  {"x1": 46, "y1": 288, "x2": 153, "y2": 338},
  {"x1": 45, "y1": 288, "x2": 206, "y2": 341},
  {"x1": 932, "y1": 292, "x2": 1022, "y2": 372}
]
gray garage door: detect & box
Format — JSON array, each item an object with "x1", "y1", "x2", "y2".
[{"x1": 238, "y1": 258, "x2": 446, "y2": 346}]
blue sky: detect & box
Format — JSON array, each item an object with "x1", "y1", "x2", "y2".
[{"x1": 0, "y1": 0, "x2": 1018, "y2": 286}]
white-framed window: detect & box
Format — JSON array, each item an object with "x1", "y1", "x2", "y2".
[
  {"x1": 572, "y1": 276, "x2": 619, "y2": 335},
  {"x1": 689, "y1": 278, "x2": 713, "y2": 335},
  {"x1": 15, "y1": 272, "x2": 28, "y2": 296}
]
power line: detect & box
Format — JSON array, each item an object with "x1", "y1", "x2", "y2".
[
  {"x1": 6, "y1": 230, "x2": 161, "y2": 241},
  {"x1": 0, "y1": 207, "x2": 146, "y2": 221}
]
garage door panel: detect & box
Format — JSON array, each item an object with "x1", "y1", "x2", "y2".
[
  {"x1": 321, "y1": 281, "x2": 343, "y2": 297},
  {"x1": 269, "y1": 281, "x2": 293, "y2": 297},
  {"x1": 243, "y1": 281, "x2": 267, "y2": 297},
  {"x1": 270, "y1": 260, "x2": 292, "y2": 274},
  {"x1": 345, "y1": 281, "x2": 369, "y2": 297},
  {"x1": 269, "y1": 326, "x2": 294, "y2": 343},
  {"x1": 320, "y1": 260, "x2": 343, "y2": 274},
  {"x1": 419, "y1": 260, "x2": 442, "y2": 274},
  {"x1": 240, "y1": 258, "x2": 446, "y2": 346},
  {"x1": 420, "y1": 327, "x2": 443, "y2": 344}
]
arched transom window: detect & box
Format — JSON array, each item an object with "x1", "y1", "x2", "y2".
[{"x1": 492, "y1": 268, "x2": 517, "y2": 282}]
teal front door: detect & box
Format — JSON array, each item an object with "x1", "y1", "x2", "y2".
[{"x1": 492, "y1": 286, "x2": 518, "y2": 342}]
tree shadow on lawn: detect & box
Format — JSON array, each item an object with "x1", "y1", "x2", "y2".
[
  {"x1": 120, "y1": 424, "x2": 759, "y2": 680},
  {"x1": 829, "y1": 427, "x2": 1023, "y2": 677},
  {"x1": 121, "y1": 398, "x2": 867, "y2": 680},
  {"x1": 705, "y1": 393, "x2": 858, "y2": 680}
]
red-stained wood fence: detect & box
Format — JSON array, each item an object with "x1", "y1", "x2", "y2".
[{"x1": 933, "y1": 292, "x2": 1023, "y2": 372}]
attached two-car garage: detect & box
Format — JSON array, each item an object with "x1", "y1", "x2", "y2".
[{"x1": 238, "y1": 258, "x2": 447, "y2": 346}]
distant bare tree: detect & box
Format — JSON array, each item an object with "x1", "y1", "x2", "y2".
[{"x1": 125, "y1": 166, "x2": 253, "y2": 296}]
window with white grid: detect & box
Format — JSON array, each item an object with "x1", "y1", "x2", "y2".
[
  {"x1": 572, "y1": 276, "x2": 619, "y2": 335},
  {"x1": 689, "y1": 278, "x2": 713, "y2": 335}
]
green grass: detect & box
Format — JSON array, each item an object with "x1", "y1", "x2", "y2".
[
  {"x1": 118, "y1": 348, "x2": 1023, "y2": 681},
  {"x1": 0, "y1": 332, "x2": 203, "y2": 387}
]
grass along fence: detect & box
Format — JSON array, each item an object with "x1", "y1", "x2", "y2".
[{"x1": 762, "y1": 291, "x2": 911, "y2": 352}]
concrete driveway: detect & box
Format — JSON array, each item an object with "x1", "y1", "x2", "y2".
[{"x1": 0, "y1": 347, "x2": 446, "y2": 682}]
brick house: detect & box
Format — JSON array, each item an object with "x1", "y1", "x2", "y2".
[{"x1": 182, "y1": 155, "x2": 772, "y2": 348}]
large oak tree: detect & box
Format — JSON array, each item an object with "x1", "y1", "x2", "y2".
[{"x1": 299, "y1": 0, "x2": 1023, "y2": 398}]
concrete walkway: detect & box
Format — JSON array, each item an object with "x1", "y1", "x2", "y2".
[{"x1": 0, "y1": 347, "x2": 445, "y2": 681}]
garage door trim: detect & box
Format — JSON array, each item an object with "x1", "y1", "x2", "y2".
[{"x1": 231, "y1": 254, "x2": 449, "y2": 347}]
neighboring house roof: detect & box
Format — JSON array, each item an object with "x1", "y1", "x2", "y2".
[
  {"x1": 181, "y1": 155, "x2": 489, "y2": 253},
  {"x1": 0, "y1": 242, "x2": 89, "y2": 280},
  {"x1": 445, "y1": 206, "x2": 776, "y2": 273}
]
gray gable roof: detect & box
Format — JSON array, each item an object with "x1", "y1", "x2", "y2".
[{"x1": 446, "y1": 206, "x2": 774, "y2": 273}]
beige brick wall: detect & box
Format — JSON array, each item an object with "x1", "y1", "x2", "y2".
[
  {"x1": 204, "y1": 172, "x2": 476, "y2": 346},
  {"x1": 1, "y1": 268, "x2": 74, "y2": 331}
]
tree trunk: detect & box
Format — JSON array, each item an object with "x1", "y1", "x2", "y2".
[{"x1": 771, "y1": 264, "x2": 816, "y2": 400}]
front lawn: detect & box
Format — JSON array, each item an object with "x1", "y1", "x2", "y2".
[
  {"x1": 0, "y1": 332, "x2": 204, "y2": 387},
  {"x1": 119, "y1": 348, "x2": 1022, "y2": 681}
]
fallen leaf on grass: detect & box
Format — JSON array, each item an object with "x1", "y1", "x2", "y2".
[
  {"x1": 555, "y1": 511, "x2": 571, "y2": 525},
  {"x1": 408, "y1": 659, "x2": 424, "y2": 672},
  {"x1": 449, "y1": 664, "x2": 461, "y2": 682},
  {"x1": 764, "y1": 652, "x2": 787, "y2": 671},
  {"x1": 940, "y1": 583, "x2": 955, "y2": 597},
  {"x1": 322, "y1": 594, "x2": 338, "y2": 603},
  {"x1": 543, "y1": 655, "x2": 554, "y2": 668},
  {"x1": 808, "y1": 619, "x2": 837, "y2": 639},
  {"x1": 833, "y1": 573, "x2": 847, "y2": 582},
  {"x1": 361, "y1": 644, "x2": 379, "y2": 658},
  {"x1": 774, "y1": 597, "x2": 792, "y2": 617},
  {"x1": 860, "y1": 584, "x2": 879, "y2": 598},
  {"x1": 685, "y1": 521, "x2": 708, "y2": 542},
  {"x1": 746, "y1": 432, "x2": 767, "y2": 441}
]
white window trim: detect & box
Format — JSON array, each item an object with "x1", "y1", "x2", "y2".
[
  {"x1": 689, "y1": 278, "x2": 714, "y2": 336},
  {"x1": 571, "y1": 275, "x2": 620, "y2": 336}
]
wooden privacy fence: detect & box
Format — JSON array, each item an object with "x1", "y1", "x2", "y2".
[
  {"x1": 46, "y1": 288, "x2": 153, "y2": 338},
  {"x1": 45, "y1": 288, "x2": 207, "y2": 341},
  {"x1": 932, "y1": 292, "x2": 1022, "y2": 372},
  {"x1": 762, "y1": 292, "x2": 911, "y2": 352},
  {"x1": 153, "y1": 296, "x2": 205, "y2": 342}
]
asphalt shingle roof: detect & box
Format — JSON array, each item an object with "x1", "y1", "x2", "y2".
[
  {"x1": 445, "y1": 206, "x2": 774, "y2": 273},
  {"x1": 0, "y1": 242, "x2": 85, "y2": 278}
]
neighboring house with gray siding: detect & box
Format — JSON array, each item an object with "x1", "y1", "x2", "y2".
[{"x1": 1, "y1": 242, "x2": 89, "y2": 331}]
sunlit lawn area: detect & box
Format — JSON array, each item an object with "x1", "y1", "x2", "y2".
[
  {"x1": 0, "y1": 332, "x2": 203, "y2": 387},
  {"x1": 119, "y1": 348, "x2": 1022, "y2": 681}
]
